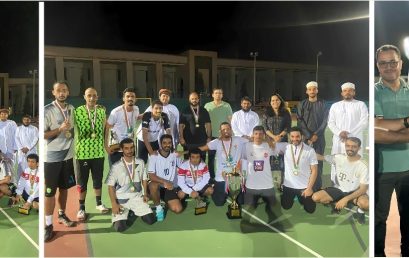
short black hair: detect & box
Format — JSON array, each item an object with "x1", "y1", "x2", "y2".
[
  {"x1": 376, "y1": 44, "x2": 401, "y2": 61},
  {"x1": 241, "y1": 96, "x2": 252, "y2": 104},
  {"x1": 346, "y1": 137, "x2": 361, "y2": 147},
  {"x1": 53, "y1": 80, "x2": 69, "y2": 89},
  {"x1": 120, "y1": 138, "x2": 134, "y2": 148},
  {"x1": 122, "y1": 87, "x2": 137, "y2": 96},
  {"x1": 160, "y1": 134, "x2": 173, "y2": 144},
  {"x1": 22, "y1": 114, "x2": 32, "y2": 119},
  {"x1": 189, "y1": 148, "x2": 201, "y2": 157},
  {"x1": 219, "y1": 122, "x2": 231, "y2": 130},
  {"x1": 27, "y1": 153, "x2": 39, "y2": 163},
  {"x1": 151, "y1": 100, "x2": 163, "y2": 108},
  {"x1": 253, "y1": 125, "x2": 265, "y2": 133},
  {"x1": 289, "y1": 126, "x2": 302, "y2": 135}
]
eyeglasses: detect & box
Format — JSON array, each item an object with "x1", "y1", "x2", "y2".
[{"x1": 377, "y1": 60, "x2": 400, "y2": 69}]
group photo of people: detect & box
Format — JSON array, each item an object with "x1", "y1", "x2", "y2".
[{"x1": 4, "y1": 1, "x2": 409, "y2": 257}]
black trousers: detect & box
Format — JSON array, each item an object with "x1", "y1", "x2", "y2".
[{"x1": 375, "y1": 171, "x2": 409, "y2": 257}]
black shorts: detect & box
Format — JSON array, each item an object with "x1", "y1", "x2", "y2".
[
  {"x1": 138, "y1": 140, "x2": 160, "y2": 164},
  {"x1": 44, "y1": 158, "x2": 76, "y2": 197},
  {"x1": 76, "y1": 158, "x2": 105, "y2": 192},
  {"x1": 324, "y1": 187, "x2": 354, "y2": 202},
  {"x1": 159, "y1": 187, "x2": 181, "y2": 203}
]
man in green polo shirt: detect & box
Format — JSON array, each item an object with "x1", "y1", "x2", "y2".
[
  {"x1": 74, "y1": 87, "x2": 109, "y2": 221},
  {"x1": 204, "y1": 88, "x2": 233, "y2": 180},
  {"x1": 374, "y1": 44, "x2": 409, "y2": 257}
]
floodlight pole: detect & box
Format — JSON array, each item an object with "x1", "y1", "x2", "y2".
[
  {"x1": 29, "y1": 69, "x2": 37, "y2": 117},
  {"x1": 250, "y1": 51, "x2": 258, "y2": 104},
  {"x1": 316, "y1": 51, "x2": 322, "y2": 84}
]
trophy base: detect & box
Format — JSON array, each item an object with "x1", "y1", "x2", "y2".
[
  {"x1": 226, "y1": 205, "x2": 242, "y2": 219},
  {"x1": 109, "y1": 144, "x2": 120, "y2": 152},
  {"x1": 195, "y1": 206, "x2": 208, "y2": 215},
  {"x1": 18, "y1": 206, "x2": 30, "y2": 215}
]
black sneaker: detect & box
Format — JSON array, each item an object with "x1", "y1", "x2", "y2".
[
  {"x1": 330, "y1": 203, "x2": 340, "y2": 214},
  {"x1": 353, "y1": 212, "x2": 365, "y2": 225},
  {"x1": 58, "y1": 213, "x2": 76, "y2": 227},
  {"x1": 44, "y1": 224, "x2": 55, "y2": 242}
]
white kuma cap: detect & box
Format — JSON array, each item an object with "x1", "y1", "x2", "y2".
[
  {"x1": 341, "y1": 82, "x2": 355, "y2": 90},
  {"x1": 306, "y1": 81, "x2": 318, "y2": 88}
]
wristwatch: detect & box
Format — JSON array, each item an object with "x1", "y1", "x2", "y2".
[{"x1": 404, "y1": 116, "x2": 409, "y2": 128}]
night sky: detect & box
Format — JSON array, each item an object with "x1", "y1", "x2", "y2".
[
  {"x1": 45, "y1": 2, "x2": 369, "y2": 70},
  {"x1": 375, "y1": 1, "x2": 409, "y2": 77},
  {"x1": 0, "y1": 3, "x2": 38, "y2": 77}
]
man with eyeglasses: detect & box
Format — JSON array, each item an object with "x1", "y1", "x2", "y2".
[{"x1": 374, "y1": 44, "x2": 409, "y2": 257}]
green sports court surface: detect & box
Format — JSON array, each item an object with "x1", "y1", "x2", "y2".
[
  {"x1": 0, "y1": 198, "x2": 39, "y2": 257},
  {"x1": 57, "y1": 126, "x2": 369, "y2": 257}
]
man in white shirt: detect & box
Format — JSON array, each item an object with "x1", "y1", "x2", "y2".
[
  {"x1": 0, "y1": 153, "x2": 16, "y2": 201},
  {"x1": 177, "y1": 148, "x2": 214, "y2": 200},
  {"x1": 144, "y1": 89, "x2": 180, "y2": 147},
  {"x1": 105, "y1": 88, "x2": 140, "y2": 165},
  {"x1": 231, "y1": 96, "x2": 259, "y2": 140},
  {"x1": 312, "y1": 137, "x2": 369, "y2": 224},
  {"x1": 15, "y1": 115, "x2": 38, "y2": 179},
  {"x1": 148, "y1": 134, "x2": 183, "y2": 220},
  {"x1": 243, "y1": 126, "x2": 276, "y2": 220},
  {"x1": 136, "y1": 100, "x2": 171, "y2": 163},
  {"x1": 328, "y1": 82, "x2": 368, "y2": 156},
  {"x1": 273, "y1": 127, "x2": 318, "y2": 213},
  {"x1": 0, "y1": 108, "x2": 17, "y2": 168},
  {"x1": 199, "y1": 122, "x2": 248, "y2": 206},
  {"x1": 106, "y1": 138, "x2": 155, "y2": 232},
  {"x1": 14, "y1": 153, "x2": 39, "y2": 211}
]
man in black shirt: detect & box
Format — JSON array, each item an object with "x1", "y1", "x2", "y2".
[
  {"x1": 179, "y1": 92, "x2": 212, "y2": 161},
  {"x1": 296, "y1": 81, "x2": 329, "y2": 191}
]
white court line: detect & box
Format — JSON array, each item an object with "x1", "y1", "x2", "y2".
[
  {"x1": 228, "y1": 201, "x2": 323, "y2": 257},
  {"x1": 0, "y1": 207, "x2": 39, "y2": 250}
]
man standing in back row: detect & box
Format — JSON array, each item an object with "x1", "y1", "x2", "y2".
[
  {"x1": 204, "y1": 88, "x2": 233, "y2": 180},
  {"x1": 105, "y1": 88, "x2": 140, "y2": 166},
  {"x1": 74, "y1": 87, "x2": 109, "y2": 221},
  {"x1": 297, "y1": 81, "x2": 329, "y2": 191},
  {"x1": 179, "y1": 92, "x2": 212, "y2": 161},
  {"x1": 44, "y1": 81, "x2": 76, "y2": 242}
]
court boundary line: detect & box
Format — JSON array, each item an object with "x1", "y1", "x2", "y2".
[
  {"x1": 227, "y1": 200, "x2": 323, "y2": 258},
  {"x1": 0, "y1": 207, "x2": 39, "y2": 250}
]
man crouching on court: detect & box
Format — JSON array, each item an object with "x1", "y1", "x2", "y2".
[{"x1": 106, "y1": 138, "x2": 156, "y2": 232}]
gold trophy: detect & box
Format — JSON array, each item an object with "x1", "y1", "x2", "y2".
[
  {"x1": 194, "y1": 196, "x2": 208, "y2": 215},
  {"x1": 225, "y1": 160, "x2": 244, "y2": 219},
  {"x1": 109, "y1": 129, "x2": 120, "y2": 152}
]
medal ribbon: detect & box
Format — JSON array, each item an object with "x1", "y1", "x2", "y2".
[
  {"x1": 29, "y1": 169, "x2": 38, "y2": 194},
  {"x1": 123, "y1": 105, "x2": 134, "y2": 133},
  {"x1": 291, "y1": 143, "x2": 304, "y2": 170},
  {"x1": 221, "y1": 138, "x2": 233, "y2": 162},
  {"x1": 86, "y1": 105, "x2": 97, "y2": 133},
  {"x1": 121, "y1": 158, "x2": 135, "y2": 186},
  {"x1": 53, "y1": 100, "x2": 69, "y2": 121},
  {"x1": 190, "y1": 105, "x2": 200, "y2": 124}
]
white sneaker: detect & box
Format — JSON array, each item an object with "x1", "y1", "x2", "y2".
[
  {"x1": 96, "y1": 204, "x2": 109, "y2": 214},
  {"x1": 77, "y1": 210, "x2": 87, "y2": 221}
]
